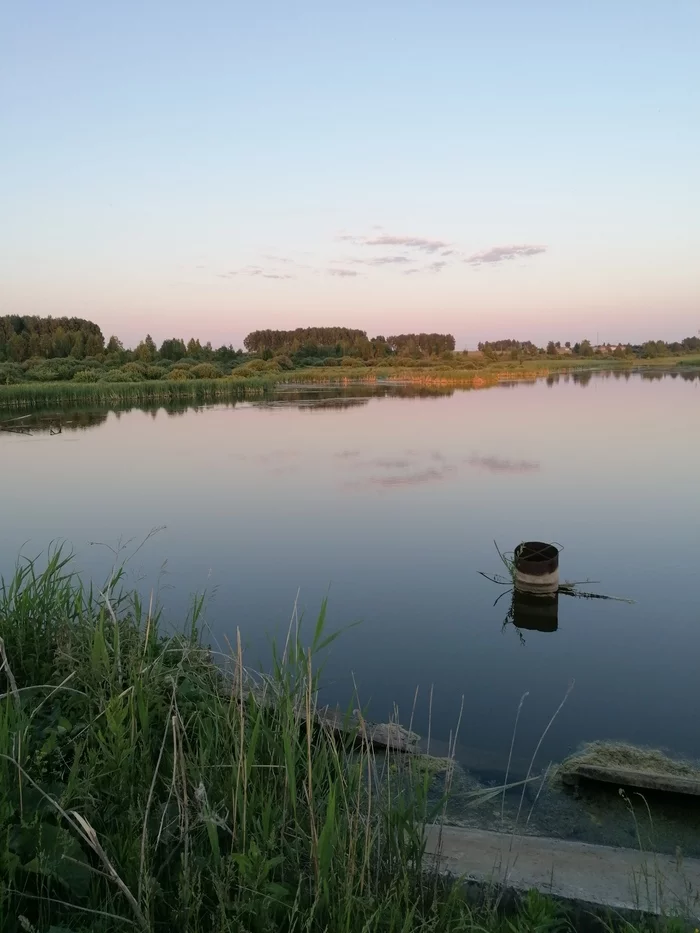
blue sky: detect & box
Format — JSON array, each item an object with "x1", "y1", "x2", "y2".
[{"x1": 2, "y1": 0, "x2": 698, "y2": 347}]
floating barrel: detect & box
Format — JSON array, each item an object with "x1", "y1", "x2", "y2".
[{"x1": 513, "y1": 541, "x2": 560, "y2": 596}]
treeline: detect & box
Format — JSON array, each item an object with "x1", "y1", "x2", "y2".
[
  {"x1": 479, "y1": 336, "x2": 700, "y2": 360},
  {"x1": 244, "y1": 327, "x2": 455, "y2": 358},
  {"x1": 1, "y1": 315, "x2": 699, "y2": 388},
  {"x1": 0, "y1": 316, "x2": 105, "y2": 361}
]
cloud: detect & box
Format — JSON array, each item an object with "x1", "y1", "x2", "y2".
[
  {"x1": 219, "y1": 265, "x2": 294, "y2": 280},
  {"x1": 263, "y1": 255, "x2": 296, "y2": 264},
  {"x1": 328, "y1": 268, "x2": 360, "y2": 277},
  {"x1": 339, "y1": 233, "x2": 450, "y2": 253},
  {"x1": 364, "y1": 467, "x2": 454, "y2": 488},
  {"x1": 369, "y1": 255, "x2": 413, "y2": 265},
  {"x1": 466, "y1": 456, "x2": 540, "y2": 474},
  {"x1": 465, "y1": 244, "x2": 546, "y2": 265},
  {"x1": 427, "y1": 261, "x2": 447, "y2": 273},
  {"x1": 403, "y1": 268, "x2": 421, "y2": 275},
  {"x1": 345, "y1": 255, "x2": 413, "y2": 266}
]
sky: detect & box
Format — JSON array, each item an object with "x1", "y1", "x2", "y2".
[{"x1": 1, "y1": 0, "x2": 699, "y2": 349}]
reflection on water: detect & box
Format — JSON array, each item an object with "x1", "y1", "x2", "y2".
[
  {"x1": 503, "y1": 591, "x2": 559, "y2": 636},
  {"x1": 3, "y1": 369, "x2": 697, "y2": 436}
]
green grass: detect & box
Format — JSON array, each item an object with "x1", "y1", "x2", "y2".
[{"x1": 0, "y1": 550, "x2": 690, "y2": 932}]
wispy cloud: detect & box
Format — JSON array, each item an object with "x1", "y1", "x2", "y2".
[
  {"x1": 466, "y1": 456, "x2": 540, "y2": 473},
  {"x1": 263, "y1": 255, "x2": 297, "y2": 264},
  {"x1": 465, "y1": 244, "x2": 546, "y2": 265},
  {"x1": 345, "y1": 255, "x2": 413, "y2": 266},
  {"x1": 218, "y1": 265, "x2": 295, "y2": 280},
  {"x1": 339, "y1": 233, "x2": 450, "y2": 253},
  {"x1": 328, "y1": 268, "x2": 360, "y2": 277},
  {"x1": 427, "y1": 261, "x2": 447, "y2": 273},
  {"x1": 403, "y1": 268, "x2": 421, "y2": 275},
  {"x1": 362, "y1": 467, "x2": 454, "y2": 489}
]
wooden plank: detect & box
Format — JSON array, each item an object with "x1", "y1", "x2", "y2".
[
  {"x1": 314, "y1": 706, "x2": 419, "y2": 752},
  {"x1": 562, "y1": 763, "x2": 700, "y2": 796}
]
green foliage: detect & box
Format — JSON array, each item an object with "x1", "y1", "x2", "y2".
[
  {"x1": 0, "y1": 363, "x2": 24, "y2": 385},
  {"x1": 233, "y1": 359, "x2": 282, "y2": 376},
  {"x1": 72, "y1": 369, "x2": 99, "y2": 383},
  {"x1": 190, "y1": 363, "x2": 221, "y2": 379},
  {"x1": 165, "y1": 367, "x2": 195, "y2": 380},
  {"x1": 0, "y1": 316, "x2": 105, "y2": 362}
]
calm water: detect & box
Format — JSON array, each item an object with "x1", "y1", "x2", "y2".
[{"x1": 2, "y1": 370, "x2": 699, "y2": 776}]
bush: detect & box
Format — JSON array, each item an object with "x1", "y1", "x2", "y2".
[
  {"x1": 323, "y1": 357, "x2": 341, "y2": 367},
  {"x1": 99, "y1": 368, "x2": 144, "y2": 383},
  {"x1": 232, "y1": 360, "x2": 281, "y2": 376},
  {"x1": 120, "y1": 361, "x2": 148, "y2": 375},
  {"x1": 171, "y1": 359, "x2": 195, "y2": 370},
  {"x1": 163, "y1": 367, "x2": 194, "y2": 380},
  {"x1": 0, "y1": 362, "x2": 24, "y2": 384},
  {"x1": 191, "y1": 363, "x2": 222, "y2": 379},
  {"x1": 72, "y1": 369, "x2": 100, "y2": 383},
  {"x1": 273, "y1": 354, "x2": 295, "y2": 370},
  {"x1": 341, "y1": 356, "x2": 362, "y2": 367}
]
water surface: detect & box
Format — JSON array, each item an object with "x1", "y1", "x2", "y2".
[{"x1": 2, "y1": 371, "x2": 699, "y2": 777}]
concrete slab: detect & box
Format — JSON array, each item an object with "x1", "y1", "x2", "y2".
[{"x1": 425, "y1": 825, "x2": 700, "y2": 919}]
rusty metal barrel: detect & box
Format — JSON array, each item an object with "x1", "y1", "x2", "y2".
[{"x1": 513, "y1": 541, "x2": 560, "y2": 596}]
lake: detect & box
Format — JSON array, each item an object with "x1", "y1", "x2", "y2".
[{"x1": 2, "y1": 369, "x2": 699, "y2": 778}]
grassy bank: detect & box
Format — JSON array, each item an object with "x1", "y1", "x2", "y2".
[
  {"x1": 0, "y1": 378, "x2": 273, "y2": 411},
  {"x1": 1, "y1": 553, "x2": 678, "y2": 933},
  {"x1": 2, "y1": 356, "x2": 696, "y2": 411}
]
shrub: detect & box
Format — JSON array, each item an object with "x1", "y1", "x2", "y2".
[
  {"x1": 99, "y1": 368, "x2": 143, "y2": 383},
  {"x1": 72, "y1": 369, "x2": 100, "y2": 383},
  {"x1": 341, "y1": 356, "x2": 362, "y2": 367},
  {"x1": 232, "y1": 360, "x2": 281, "y2": 376},
  {"x1": 273, "y1": 354, "x2": 295, "y2": 370},
  {"x1": 323, "y1": 357, "x2": 341, "y2": 367},
  {"x1": 0, "y1": 362, "x2": 24, "y2": 384},
  {"x1": 191, "y1": 363, "x2": 222, "y2": 379},
  {"x1": 120, "y1": 361, "x2": 148, "y2": 375},
  {"x1": 163, "y1": 367, "x2": 194, "y2": 380}
]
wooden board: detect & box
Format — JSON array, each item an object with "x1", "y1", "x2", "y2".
[{"x1": 562, "y1": 763, "x2": 700, "y2": 797}]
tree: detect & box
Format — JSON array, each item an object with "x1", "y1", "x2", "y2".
[
  {"x1": 7, "y1": 333, "x2": 27, "y2": 362},
  {"x1": 578, "y1": 339, "x2": 592, "y2": 356},
  {"x1": 546, "y1": 341, "x2": 558, "y2": 356},
  {"x1": 159, "y1": 338, "x2": 186, "y2": 361},
  {"x1": 134, "y1": 334, "x2": 157, "y2": 362}
]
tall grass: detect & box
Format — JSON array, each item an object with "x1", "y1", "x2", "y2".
[
  {"x1": 0, "y1": 551, "x2": 475, "y2": 932},
  {"x1": 0, "y1": 379, "x2": 269, "y2": 411}
]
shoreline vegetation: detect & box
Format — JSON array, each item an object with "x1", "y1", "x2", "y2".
[
  {"x1": 1, "y1": 356, "x2": 698, "y2": 411},
  {"x1": 1, "y1": 317, "x2": 698, "y2": 411},
  {"x1": 0, "y1": 552, "x2": 686, "y2": 932}
]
